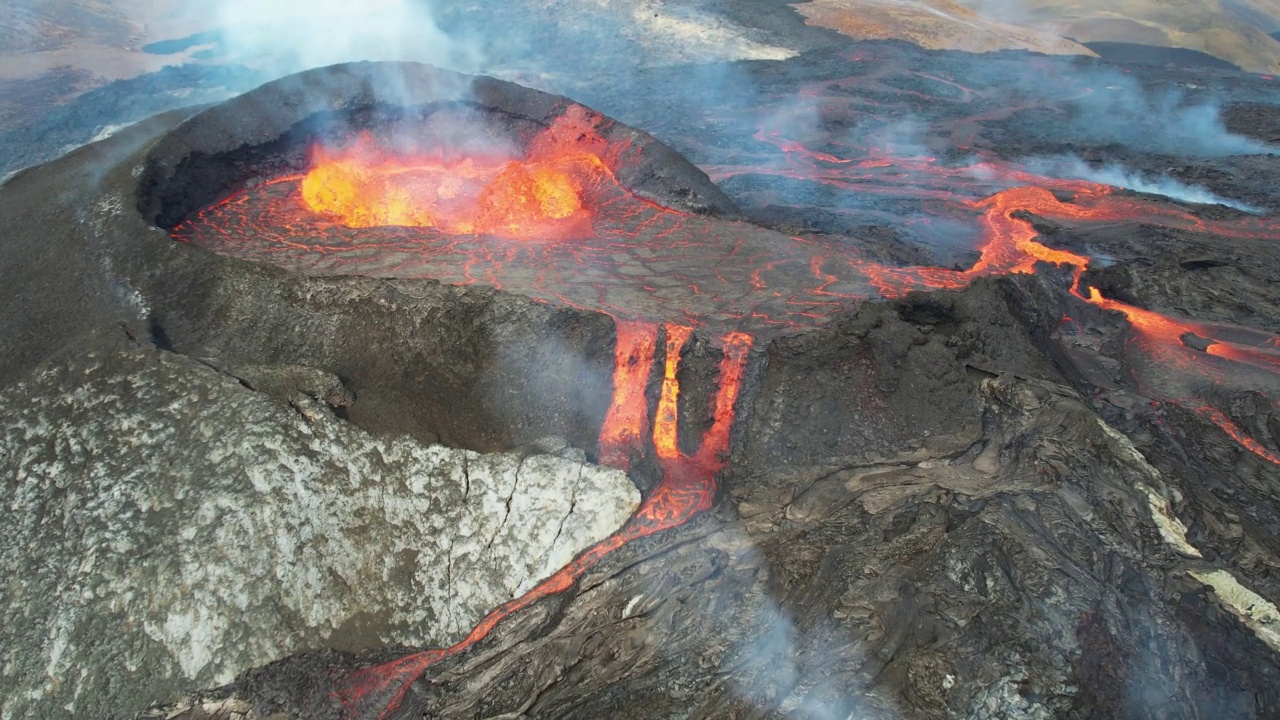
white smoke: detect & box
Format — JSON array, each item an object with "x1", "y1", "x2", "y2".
[
  {"x1": 1083, "y1": 86, "x2": 1271, "y2": 157},
  {"x1": 208, "y1": 0, "x2": 482, "y2": 79},
  {"x1": 1025, "y1": 155, "x2": 1262, "y2": 213},
  {"x1": 866, "y1": 118, "x2": 934, "y2": 158},
  {"x1": 728, "y1": 596, "x2": 876, "y2": 720},
  {"x1": 696, "y1": 532, "x2": 897, "y2": 720}
]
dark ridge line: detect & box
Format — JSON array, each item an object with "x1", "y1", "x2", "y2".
[{"x1": 1080, "y1": 41, "x2": 1242, "y2": 71}]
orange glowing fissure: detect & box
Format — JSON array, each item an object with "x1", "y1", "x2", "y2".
[
  {"x1": 334, "y1": 322, "x2": 752, "y2": 720},
  {"x1": 299, "y1": 110, "x2": 613, "y2": 241},
  {"x1": 1192, "y1": 406, "x2": 1280, "y2": 465}
]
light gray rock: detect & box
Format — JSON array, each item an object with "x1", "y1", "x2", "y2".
[{"x1": 0, "y1": 347, "x2": 639, "y2": 720}]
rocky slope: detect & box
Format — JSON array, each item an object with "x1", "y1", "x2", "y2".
[
  {"x1": 0, "y1": 347, "x2": 638, "y2": 719},
  {"x1": 801, "y1": 0, "x2": 1280, "y2": 72}
]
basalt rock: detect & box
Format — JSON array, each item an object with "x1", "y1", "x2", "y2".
[{"x1": 142, "y1": 365, "x2": 1280, "y2": 720}]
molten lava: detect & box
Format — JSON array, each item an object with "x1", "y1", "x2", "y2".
[
  {"x1": 655, "y1": 325, "x2": 694, "y2": 459},
  {"x1": 597, "y1": 321, "x2": 659, "y2": 470},
  {"x1": 297, "y1": 110, "x2": 616, "y2": 240}
]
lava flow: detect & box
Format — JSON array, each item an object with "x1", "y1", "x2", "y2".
[
  {"x1": 332, "y1": 323, "x2": 752, "y2": 720},
  {"x1": 721, "y1": 106, "x2": 1280, "y2": 467},
  {"x1": 173, "y1": 79, "x2": 1280, "y2": 718},
  {"x1": 1080, "y1": 286, "x2": 1280, "y2": 463}
]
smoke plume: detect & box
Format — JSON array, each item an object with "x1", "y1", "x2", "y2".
[
  {"x1": 1025, "y1": 155, "x2": 1263, "y2": 212},
  {"x1": 207, "y1": 0, "x2": 480, "y2": 79}
]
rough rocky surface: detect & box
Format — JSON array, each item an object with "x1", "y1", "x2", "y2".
[
  {"x1": 143, "y1": 361, "x2": 1280, "y2": 720},
  {"x1": 8, "y1": 0, "x2": 1280, "y2": 94},
  {"x1": 800, "y1": 0, "x2": 1280, "y2": 73},
  {"x1": 0, "y1": 346, "x2": 638, "y2": 720},
  {"x1": 382, "y1": 369, "x2": 1279, "y2": 720}
]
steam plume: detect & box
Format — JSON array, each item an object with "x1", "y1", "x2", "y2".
[
  {"x1": 208, "y1": 0, "x2": 480, "y2": 79},
  {"x1": 1026, "y1": 155, "x2": 1262, "y2": 212}
]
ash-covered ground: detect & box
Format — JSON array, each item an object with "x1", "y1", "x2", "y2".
[{"x1": 1, "y1": 4, "x2": 1280, "y2": 720}]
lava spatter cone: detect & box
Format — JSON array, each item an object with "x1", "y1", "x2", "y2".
[{"x1": 0, "y1": 61, "x2": 756, "y2": 720}]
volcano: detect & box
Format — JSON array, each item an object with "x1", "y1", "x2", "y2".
[
  {"x1": 161, "y1": 63, "x2": 1280, "y2": 471},
  {"x1": 3, "y1": 44, "x2": 1280, "y2": 720}
]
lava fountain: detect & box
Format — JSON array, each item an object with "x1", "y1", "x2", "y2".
[{"x1": 287, "y1": 106, "x2": 626, "y2": 240}]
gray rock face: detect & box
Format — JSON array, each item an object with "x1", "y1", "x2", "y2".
[{"x1": 0, "y1": 348, "x2": 638, "y2": 720}]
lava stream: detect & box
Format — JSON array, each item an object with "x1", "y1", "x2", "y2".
[
  {"x1": 333, "y1": 323, "x2": 752, "y2": 720},
  {"x1": 1074, "y1": 287, "x2": 1280, "y2": 465},
  {"x1": 1192, "y1": 406, "x2": 1280, "y2": 466},
  {"x1": 655, "y1": 325, "x2": 694, "y2": 459},
  {"x1": 597, "y1": 321, "x2": 659, "y2": 470},
  {"x1": 951, "y1": 184, "x2": 1280, "y2": 466}
]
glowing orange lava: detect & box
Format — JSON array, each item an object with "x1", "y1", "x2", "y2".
[
  {"x1": 654, "y1": 325, "x2": 694, "y2": 459},
  {"x1": 1193, "y1": 405, "x2": 1280, "y2": 465},
  {"x1": 1083, "y1": 287, "x2": 1190, "y2": 342},
  {"x1": 299, "y1": 110, "x2": 616, "y2": 240},
  {"x1": 697, "y1": 331, "x2": 753, "y2": 465},
  {"x1": 598, "y1": 321, "x2": 659, "y2": 470},
  {"x1": 854, "y1": 186, "x2": 1096, "y2": 298},
  {"x1": 1205, "y1": 342, "x2": 1280, "y2": 374},
  {"x1": 334, "y1": 322, "x2": 752, "y2": 719}
]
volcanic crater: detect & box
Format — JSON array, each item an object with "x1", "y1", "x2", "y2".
[{"x1": 3, "y1": 42, "x2": 1280, "y2": 720}]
